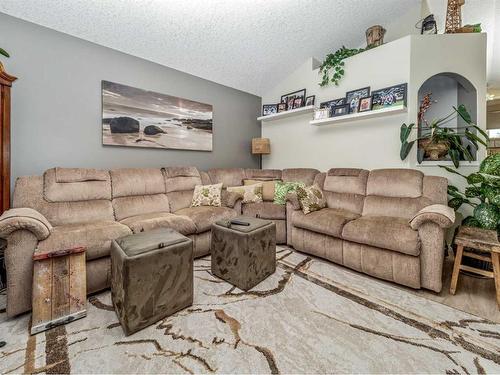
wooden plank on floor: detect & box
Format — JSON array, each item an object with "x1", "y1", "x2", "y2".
[
  {"x1": 52, "y1": 256, "x2": 70, "y2": 319},
  {"x1": 31, "y1": 259, "x2": 53, "y2": 328},
  {"x1": 69, "y1": 252, "x2": 86, "y2": 314}
]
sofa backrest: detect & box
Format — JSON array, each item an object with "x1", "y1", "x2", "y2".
[
  {"x1": 244, "y1": 168, "x2": 282, "y2": 180},
  {"x1": 282, "y1": 168, "x2": 319, "y2": 186},
  {"x1": 207, "y1": 168, "x2": 246, "y2": 187},
  {"x1": 363, "y1": 169, "x2": 447, "y2": 219},
  {"x1": 110, "y1": 168, "x2": 170, "y2": 221},
  {"x1": 13, "y1": 169, "x2": 115, "y2": 226},
  {"x1": 322, "y1": 168, "x2": 369, "y2": 214},
  {"x1": 163, "y1": 166, "x2": 203, "y2": 212}
]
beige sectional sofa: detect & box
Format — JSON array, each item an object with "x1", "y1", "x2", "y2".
[{"x1": 0, "y1": 166, "x2": 453, "y2": 317}]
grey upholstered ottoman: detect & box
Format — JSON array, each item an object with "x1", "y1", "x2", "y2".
[
  {"x1": 211, "y1": 216, "x2": 276, "y2": 291},
  {"x1": 111, "y1": 228, "x2": 193, "y2": 336}
]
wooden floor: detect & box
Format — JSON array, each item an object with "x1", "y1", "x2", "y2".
[{"x1": 411, "y1": 254, "x2": 500, "y2": 323}]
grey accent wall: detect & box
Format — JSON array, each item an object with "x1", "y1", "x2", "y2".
[{"x1": 0, "y1": 13, "x2": 261, "y2": 187}]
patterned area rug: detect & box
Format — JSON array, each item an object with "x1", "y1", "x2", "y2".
[{"x1": 2, "y1": 248, "x2": 500, "y2": 374}]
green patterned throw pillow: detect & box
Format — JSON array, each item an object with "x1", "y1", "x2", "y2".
[
  {"x1": 191, "y1": 183, "x2": 223, "y2": 207},
  {"x1": 227, "y1": 183, "x2": 263, "y2": 203},
  {"x1": 274, "y1": 181, "x2": 305, "y2": 205},
  {"x1": 296, "y1": 184, "x2": 326, "y2": 214}
]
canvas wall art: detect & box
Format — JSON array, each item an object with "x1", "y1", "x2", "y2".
[{"x1": 102, "y1": 81, "x2": 213, "y2": 151}]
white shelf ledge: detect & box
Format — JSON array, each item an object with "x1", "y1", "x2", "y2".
[
  {"x1": 310, "y1": 105, "x2": 407, "y2": 126},
  {"x1": 258, "y1": 105, "x2": 315, "y2": 122}
]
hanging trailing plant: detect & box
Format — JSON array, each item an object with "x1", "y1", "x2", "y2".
[
  {"x1": 319, "y1": 46, "x2": 364, "y2": 87},
  {"x1": 0, "y1": 47, "x2": 9, "y2": 59}
]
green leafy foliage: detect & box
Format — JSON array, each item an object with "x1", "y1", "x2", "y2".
[
  {"x1": 399, "y1": 105, "x2": 489, "y2": 169},
  {"x1": 0, "y1": 48, "x2": 9, "y2": 58},
  {"x1": 319, "y1": 46, "x2": 365, "y2": 87},
  {"x1": 441, "y1": 154, "x2": 500, "y2": 234}
]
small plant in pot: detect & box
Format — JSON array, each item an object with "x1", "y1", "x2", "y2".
[
  {"x1": 400, "y1": 105, "x2": 489, "y2": 168},
  {"x1": 441, "y1": 153, "x2": 500, "y2": 234}
]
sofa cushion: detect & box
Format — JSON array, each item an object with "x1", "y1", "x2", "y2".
[
  {"x1": 191, "y1": 183, "x2": 223, "y2": 207},
  {"x1": 244, "y1": 179, "x2": 278, "y2": 201},
  {"x1": 175, "y1": 206, "x2": 238, "y2": 233},
  {"x1": 242, "y1": 202, "x2": 286, "y2": 220},
  {"x1": 244, "y1": 169, "x2": 282, "y2": 180},
  {"x1": 163, "y1": 166, "x2": 202, "y2": 193},
  {"x1": 119, "y1": 212, "x2": 196, "y2": 235},
  {"x1": 37, "y1": 221, "x2": 131, "y2": 261},
  {"x1": 342, "y1": 215, "x2": 420, "y2": 256},
  {"x1": 207, "y1": 168, "x2": 246, "y2": 187},
  {"x1": 282, "y1": 168, "x2": 319, "y2": 186},
  {"x1": 112, "y1": 194, "x2": 171, "y2": 221},
  {"x1": 292, "y1": 208, "x2": 359, "y2": 238},
  {"x1": 110, "y1": 168, "x2": 166, "y2": 198},
  {"x1": 227, "y1": 183, "x2": 263, "y2": 203},
  {"x1": 366, "y1": 169, "x2": 424, "y2": 198}
]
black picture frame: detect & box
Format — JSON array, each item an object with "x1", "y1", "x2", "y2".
[
  {"x1": 346, "y1": 87, "x2": 371, "y2": 113},
  {"x1": 305, "y1": 95, "x2": 316, "y2": 106},
  {"x1": 320, "y1": 98, "x2": 346, "y2": 110},
  {"x1": 281, "y1": 89, "x2": 306, "y2": 106},
  {"x1": 293, "y1": 97, "x2": 304, "y2": 109},
  {"x1": 262, "y1": 104, "x2": 278, "y2": 116},
  {"x1": 358, "y1": 96, "x2": 373, "y2": 112},
  {"x1": 331, "y1": 104, "x2": 349, "y2": 117},
  {"x1": 277, "y1": 103, "x2": 287, "y2": 112},
  {"x1": 371, "y1": 83, "x2": 407, "y2": 110},
  {"x1": 287, "y1": 96, "x2": 296, "y2": 110}
]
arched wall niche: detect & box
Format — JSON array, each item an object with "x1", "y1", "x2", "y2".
[{"x1": 416, "y1": 72, "x2": 478, "y2": 163}]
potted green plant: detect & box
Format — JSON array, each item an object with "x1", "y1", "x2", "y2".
[
  {"x1": 319, "y1": 46, "x2": 365, "y2": 87},
  {"x1": 441, "y1": 153, "x2": 500, "y2": 233},
  {"x1": 400, "y1": 105, "x2": 489, "y2": 168}
]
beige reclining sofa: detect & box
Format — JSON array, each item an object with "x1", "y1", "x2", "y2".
[{"x1": 0, "y1": 166, "x2": 453, "y2": 317}]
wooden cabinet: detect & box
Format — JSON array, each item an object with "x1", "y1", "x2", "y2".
[{"x1": 0, "y1": 62, "x2": 17, "y2": 214}]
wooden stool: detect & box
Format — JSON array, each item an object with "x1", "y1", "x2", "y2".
[
  {"x1": 31, "y1": 246, "x2": 87, "y2": 335},
  {"x1": 450, "y1": 226, "x2": 500, "y2": 308}
]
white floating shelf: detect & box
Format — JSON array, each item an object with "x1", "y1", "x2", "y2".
[
  {"x1": 310, "y1": 105, "x2": 407, "y2": 126},
  {"x1": 258, "y1": 105, "x2": 315, "y2": 122}
]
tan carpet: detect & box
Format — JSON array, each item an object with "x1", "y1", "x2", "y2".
[{"x1": 1, "y1": 248, "x2": 500, "y2": 373}]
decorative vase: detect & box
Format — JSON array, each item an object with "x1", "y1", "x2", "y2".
[
  {"x1": 365, "y1": 25, "x2": 386, "y2": 48},
  {"x1": 421, "y1": 139, "x2": 450, "y2": 160}
]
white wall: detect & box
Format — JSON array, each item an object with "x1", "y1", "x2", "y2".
[{"x1": 261, "y1": 34, "x2": 487, "y2": 216}]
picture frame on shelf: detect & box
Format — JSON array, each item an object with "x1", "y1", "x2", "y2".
[
  {"x1": 305, "y1": 95, "x2": 316, "y2": 106},
  {"x1": 293, "y1": 97, "x2": 304, "y2": 109},
  {"x1": 331, "y1": 104, "x2": 349, "y2": 117},
  {"x1": 320, "y1": 98, "x2": 345, "y2": 110},
  {"x1": 371, "y1": 83, "x2": 407, "y2": 110},
  {"x1": 358, "y1": 97, "x2": 372, "y2": 112},
  {"x1": 314, "y1": 108, "x2": 329, "y2": 120},
  {"x1": 346, "y1": 87, "x2": 370, "y2": 114},
  {"x1": 262, "y1": 104, "x2": 278, "y2": 116},
  {"x1": 281, "y1": 89, "x2": 306, "y2": 107},
  {"x1": 277, "y1": 103, "x2": 287, "y2": 112},
  {"x1": 287, "y1": 96, "x2": 296, "y2": 111}
]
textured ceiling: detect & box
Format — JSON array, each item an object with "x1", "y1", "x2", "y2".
[{"x1": 0, "y1": 0, "x2": 422, "y2": 95}]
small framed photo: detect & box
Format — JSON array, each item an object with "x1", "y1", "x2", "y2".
[
  {"x1": 262, "y1": 104, "x2": 278, "y2": 116},
  {"x1": 287, "y1": 96, "x2": 295, "y2": 110},
  {"x1": 371, "y1": 83, "x2": 407, "y2": 110},
  {"x1": 346, "y1": 87, "x2": 371, "y2": 114},
  {"x1": 358, "y1": 97, "x2": 372, "y2": 112},
  {"x1": 320, "y1": 98, "x2": 345, "y2": 110},
  {"x1": 331, "y1": 104, "x2": 349, "y2": 117},
  {"x1": 277, "y1": 102, "x2": 287, "y2": 112},
  {"x1": 314, "y1": 108, "x2": 329, "y2": 120},
  {"x1": 305, "y1": 95, "x2": 316, "y2": 106},
  {"x1": 281, "y1": 89, "x2": 306, "y2": 105},
  {"x1": 293, "y1": 97, "x2": 303, "y2": 109}
]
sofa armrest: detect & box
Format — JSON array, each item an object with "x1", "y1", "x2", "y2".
[
  {"x1": 221, "y1": 190, "x2": 243, "y2": 208},
  {"x1": 285, "y1": 192, "x2": 301, "y2": 211},
  {"x1": 409, "y1": 204, "x2": 455, "y2": 230},
  {"x1": 0, "y1": 208, "x2": 52, "y2": 240}
]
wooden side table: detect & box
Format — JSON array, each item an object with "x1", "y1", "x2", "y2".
[
  {"x1": 450, "y1": 226, "x2": 500, "y2": 308},
  {"x1": 31, "y1": 246, "x2": 87, "y2": 335}
]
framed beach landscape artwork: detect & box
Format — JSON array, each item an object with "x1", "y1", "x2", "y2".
[{"x1": 102, "y1": 81, "x2": 213, "y2": 151}]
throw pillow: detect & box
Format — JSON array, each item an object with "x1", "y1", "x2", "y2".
[
  {"x1": 227, "y1": 183, "x2": 263, "y2": 204},
  {"x1": 191, "y1": 183, "x2": 223, "y2": 207},
  {"x1": 243, "y1": 179, "x2": 279, "y2": 201},
  {"x1": 296, "y1": 184, "x2": 327, "y2": 214},
  {"x1": 273, "y1": 181, "x2": 305, "y2": 205}
]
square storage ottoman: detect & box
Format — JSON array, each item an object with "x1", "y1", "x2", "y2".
[
  {"x1": 111, "y1": 228, "x2": 193, "y2": 335},
  {"x1": 211, "y1": 216, "x2": 276, "y2": 291}
]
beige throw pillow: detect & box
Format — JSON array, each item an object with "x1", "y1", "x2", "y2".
[
  {"x1": 244, "y1": 179, "x2": 279, "y2": 201},
  {"x1": 227, "y1": 183, "x2": 263, "y2": 204},
  {"x1": 191, "y1": 183, "x2": 223, "y2": 207},
  {"x1": 296, "y1": 184, "x2": 326, "y2": 214}
]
